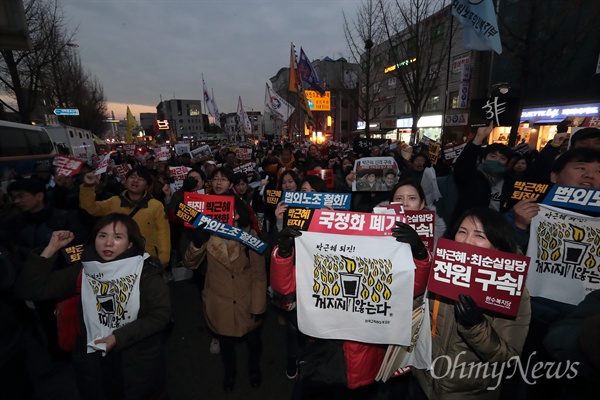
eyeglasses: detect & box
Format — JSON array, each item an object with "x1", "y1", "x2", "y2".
[{"x1": 211, "y1": 177, "x2": 229, "y2": 183}]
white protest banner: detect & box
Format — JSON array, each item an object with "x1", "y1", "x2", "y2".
[
  {"x1": 526, "y1": 204, "x2": 600, "y2": 305},
  {"x1": 295, "y1": 232, "x2": 415, "y2": 345},
  {"x1": 235, "y1": 147, "x2": 252, "y2": 161},
  {"x1": 94, "y1": 154, "x2": 111, "y2": 175},
  {"x1": 155, "y1": 146, "x2": 170, "y2": 161},
  {"x1": 168, "y1": 166, "x2": 191, "y2": 182},
  {"x1": 353, "y1": 157, "x2": 399, "y2": 192},
  {"x1": 190, "y1": 144, "x2": 212, "y2": 160},
  {"x1": 175, "y1": 143, "x2": 190, "y2": 156}
]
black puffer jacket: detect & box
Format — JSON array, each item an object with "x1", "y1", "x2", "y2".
[{"x1": 16, "y1": 246, "x2": 171, "y2": 400}]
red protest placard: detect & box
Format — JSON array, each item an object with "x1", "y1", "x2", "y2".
[
  {"x1": 183, "y1": 193, "x2": 234, "y2": 228},
  {"x1": 404, "y1": 210, "x2": 435, "y2": 252},
  {"x1": 53, "y1": 156, "x2": 83, "y2": 176},
  {"x1": 306, "y1": 169, "x2": 334, "y2": 189},
  {"x1": 113, "y1": 163, "x2": 130, "y2": 181},
  {"x1": 428, "y1": 238, "x2": 530, "y2": 317},
  {"x1": 123, "y1": 144, "x2": 136, "y2": 157},
  {"x1": 307, "y1": 209, "x2": 406, "y2": 236}
]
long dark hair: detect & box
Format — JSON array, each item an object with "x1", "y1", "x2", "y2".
[
  {"x1": 89, "y1": 213, "x2": 146, "y2": 254},
  {"x1": 446, "y1": 208, "x2": 520, "y2": 254}
]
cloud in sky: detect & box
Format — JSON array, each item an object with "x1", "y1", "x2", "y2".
[{"x1": 60, "y1": 0, "x2": 363, "y2": 120}]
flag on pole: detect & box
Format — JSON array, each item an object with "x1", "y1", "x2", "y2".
[
  {"x1": 288, "y1": 43, "x2": 314, "y2": 127},
  {"x1": 452, "y1": 0, "x2": 502, "y2": 54},
  {"x1": 212, "y1": 88, "x2": 221, "y2": 127},
  {"x1": 126, "y1": 106, "x2": 137, "y2": 144},
  {"x1": 237, "y1": 96, "x2": 252, "y2": 138},
  {"x1": 203, "y1": 76, "x2": 221, "y2": 127},
  {"x1": 265, "y1": 82, "x2": 295, "y2": 121},
  {"x1": 298, "y1": 47, "x2": 326, "y2": 95}
]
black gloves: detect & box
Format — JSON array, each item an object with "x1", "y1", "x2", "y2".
[
  {"x1": 391, "y1": 222, "x2": 428, "y2": 260},
  {"x1": 251, "y1": 313, "x2": 265, "y2": 322},
  {"x1": 192, "y1": 222, "x2": 210, "y2": 248},
  {"x1": 277, "y1": 227, "x2": 302, "y2": 258},
  {"x1": 455, "y1": 294, "x2": 484, "y2": 328},
  {"x1": 182, "y1": 176, "x2": 198, "y2": 192}
]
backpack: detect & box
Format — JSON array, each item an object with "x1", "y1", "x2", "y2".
[{"x1": 55, "y1": 269, "x2": 83, "y2": 352}]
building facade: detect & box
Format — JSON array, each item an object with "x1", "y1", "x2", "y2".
[{"x1": 156, "y1": 99, "x2": 206, "y2": 141}]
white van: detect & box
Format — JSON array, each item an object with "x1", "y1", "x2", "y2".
[{"x1": 44, "y1": 125, "x2": 97, "y2": 158}]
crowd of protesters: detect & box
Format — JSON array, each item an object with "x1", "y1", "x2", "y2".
[{"x1": 0, "y1": 124, "x2": 599, "y2": 400}]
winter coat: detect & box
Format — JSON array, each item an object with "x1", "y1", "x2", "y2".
[
  {"x1": 79, "y1": 185, "x2": 171, "y2": 264},
  {"x1": 183, "y1": 230, "x2": 267, "y2": 337},
  {"x1": 270, "y1": 246, "x2": 432, "y2": 389},
  {"x1": 15, "y1": 247, "x2": 171, "y2": 400},
  {"x1": 449, "y1": 141, "x2": 512, "y2": 228},
  {"x1": 412, "y1": 290, "x2": 531, "y2": 400}
]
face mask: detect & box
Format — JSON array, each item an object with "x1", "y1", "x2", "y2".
[{"x1": 478, "y1": 160, "x2": 508, "y2": 176}]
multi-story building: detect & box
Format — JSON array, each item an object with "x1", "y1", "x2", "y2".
[
  {"x1": 358, "y1": 1, "x2": 600, "y2": 148},
  {"x1": 156, "y1": 98, "x2": 207, "y2": 141},
  {"x1": 270, "y1": 56, "x2": 361, "y2": 143}
]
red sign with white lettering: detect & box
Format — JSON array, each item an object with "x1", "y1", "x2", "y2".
[{"x1": 427, "y1": 238, "x2": 530, "y2": 317}]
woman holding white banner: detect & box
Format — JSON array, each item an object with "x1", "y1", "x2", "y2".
[
  {"x1": 270, "y1": 219, "x2": 432, "y2": 398},
  {"x1": 412, "y1": 208, "x2": 531, "y2": 400},
  {"x1": 16, "y1": 213, "x2": 171, "y2": 400}
]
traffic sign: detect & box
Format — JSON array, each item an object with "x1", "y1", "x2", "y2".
[{"x1": 54, "y1": 109, "x2": 79, "y2": 116}]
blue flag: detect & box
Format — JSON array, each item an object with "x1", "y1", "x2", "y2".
[
  {"x1": 298, "y1": 48, "x2": 326, "y2": 95},
  {"x1": 452, "y1": 0, "x2": 502, "y2": 54}
]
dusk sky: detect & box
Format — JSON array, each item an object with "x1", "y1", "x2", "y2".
[{"x1": 59, "y1": 0, "x2": 363, "y2": 120}]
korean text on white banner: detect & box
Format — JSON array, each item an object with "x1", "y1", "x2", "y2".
[
  {"x1": 94, "y1": 154, "x2": 111, "y2": 175},
  {"x1": 295, "y1": 232, "x2": 415, "y2": 345},
  {"x1": 190, "y1": 144, "x2": 212, "y2": 160},
  {"x1": 352, "y1": 157, "x2": 399, "y2": 192},
  {"x1": 526, "y1": 204, "x2": 600, "y2": 305},
  {"x1": 81, "y1": 254, "x2": 147, "y2": 353},
  {"x1": 155, "y1": 146, "x2": 170, "y2": 161}
]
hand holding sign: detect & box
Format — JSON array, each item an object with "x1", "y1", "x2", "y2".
[
  {"x1": 513, "y1": 197, "x2": 541, "y2": 229},
  {"x1": 473, "y1": 121, "x2": 494, "y2": 145},
  {"x1": 455, "y1": 294, "x2": 484, "y2": 328},
  {"x1": 391, "y1": 222, "x2": 428, "y2": 260},
  {"x1": 83, "y1": 171, "x2": 99, "y2": 186},
  {"x1": 277, "y1": 227, "x2": 302, "y2": 258},
  {"x1": 192, "y1": 222, "x2": 210, "y2": 248}
]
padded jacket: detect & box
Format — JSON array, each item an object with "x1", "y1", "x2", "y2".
[
  {"x1": 413, "y1": 290, "x2": 531, "y2": 400},
  {"x1": 270, "y1": 246, "x2": 432, "y2": 389}
]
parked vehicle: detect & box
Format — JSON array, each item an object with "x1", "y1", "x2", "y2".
[{"x1": 44, "y1": 124, "x2": 97, "y2": 158}]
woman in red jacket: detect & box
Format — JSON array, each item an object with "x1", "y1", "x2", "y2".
[{"x1": 270, "y1": 180, "x2": 432, "y2": 398}]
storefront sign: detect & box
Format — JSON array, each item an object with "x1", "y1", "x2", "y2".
[
  {"x1": 444, "y1": 113, "x2": 468, "y2": 126},
  {"x1": 452, "y1": 52, "x2": 471, "y2": 73},
  {"x1": 520, "y1": 103, "x2": 600, "y2": 122}
]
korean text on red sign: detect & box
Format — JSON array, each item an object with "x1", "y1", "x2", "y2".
[
  {"x1": 427, "y1": 238, "x2": 530, "y2": 317},
  {"x1": 307, "y1": 209, "x2": 406, "y2": 236},
  {"x1": 184, "y1": 193, "x2": 234, "y2": 227}
]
